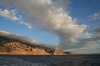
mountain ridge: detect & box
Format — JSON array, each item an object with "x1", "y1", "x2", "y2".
[{"x1": 0, "y1": 36, "x2": 66, "y2": 55}]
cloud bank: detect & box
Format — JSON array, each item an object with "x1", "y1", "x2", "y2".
[
  {"x1": 0, "y1": 30, "x2": 40, "y2": 45},
  {"x1": 0, "y1": 0, "x2": 94, "y2": 50}
]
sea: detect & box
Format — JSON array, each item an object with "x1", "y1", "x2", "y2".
[{"x1": 0, "y1": 55, "x2": 100, "y2": 66}]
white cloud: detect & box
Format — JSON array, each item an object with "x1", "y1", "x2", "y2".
[
  {"x1": 18, "y1": 15, "x2": 23, "y2": 21},
  {"x1": 88, "y1": 11, "x2": 100, "y2": 20},
  {"x1": 19, "y1": 22, "x2": 24, "y2": 25},
  {"x1": 0, "y1": 9, "x2": 19, "y2": 21},
  {"x1": 0, "y1": 0, "x2": 88, "y2": 50},
  {"x1": 0, "y1": 8, "x2": 32, "y2": 29},
  {"x1": 24, "y1": 23, "x2": 32, "y2": 29},
  {"x1": 0, "y1": 30, "x2": 40, "y2": 45},
  {"x1": 82, "y1": 32, "x2": 92, "y2": 38}
]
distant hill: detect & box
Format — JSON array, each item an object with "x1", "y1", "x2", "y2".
[{"x1": 0, "y1": 36, "x2": 66, "y2": 55}]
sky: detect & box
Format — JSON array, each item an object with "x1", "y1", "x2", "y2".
[{"x1": 0, "y1": 0, "x2": 100, "y2": 54}]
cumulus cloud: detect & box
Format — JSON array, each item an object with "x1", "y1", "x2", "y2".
[
  {"x1": 0, "y1": 0, "x2": 88, "y2": 50},
  {"x1": 88, "y1": 11, "x2": 100, "y2": 20},
  {"x1": 0, "y1": 9, "x2": 19, "y2": 21},
  {"x1": 0, "y1": 8, "x2": 31, "y2": 29},
  {"x1": 0, "y1": 30, "x2": 40, "y2": 45}
]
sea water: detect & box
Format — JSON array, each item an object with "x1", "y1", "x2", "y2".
[{"x1": 0, "y1": 55, "x2": 100, "y2": 66}]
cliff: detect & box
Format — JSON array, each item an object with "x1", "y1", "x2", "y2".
[{"x1": 0, "y1": 36, "x2": 66, "y2": 55}]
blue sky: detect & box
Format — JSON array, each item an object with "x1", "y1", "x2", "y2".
[
  {"x1": 0, "y1": 18, "x2": 59, "y2": 45},
  {"x1": 70, "y1": 0, "x2": 100, "y2": 27},
  {"x1": 0, "y1": 0, "x2": 100, "y2": 54}
]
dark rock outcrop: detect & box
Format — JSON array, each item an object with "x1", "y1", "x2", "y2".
[{"x1": 64, "y1": 52, "x2": 74, "y2": 55}]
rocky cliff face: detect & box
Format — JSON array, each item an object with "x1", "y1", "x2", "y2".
[{"x1": 0, "y1": 36, "x2": 66, "y2": 55}]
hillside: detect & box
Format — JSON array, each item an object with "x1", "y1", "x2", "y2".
[{"x1": 0, "y1": 36, "x2": 66, "y2": 55}]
